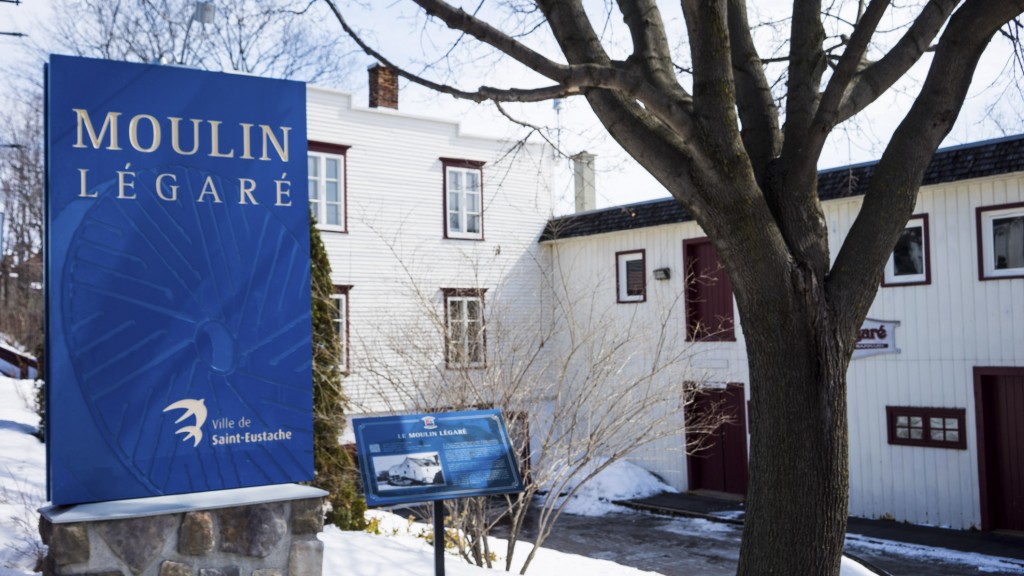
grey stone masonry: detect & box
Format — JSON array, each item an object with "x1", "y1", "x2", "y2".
[{"x1": 39, "y1": 485, "x2": 327, "y2": 576}]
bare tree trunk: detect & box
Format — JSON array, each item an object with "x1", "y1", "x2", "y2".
[{"x1": 737, "y1": 286, "x2": 850, "y2": 576}]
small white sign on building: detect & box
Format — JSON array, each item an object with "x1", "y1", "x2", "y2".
[{"x1": 853, "y1": 318, "x2": 900, "y2": 359}]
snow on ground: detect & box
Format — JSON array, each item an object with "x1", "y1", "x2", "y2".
[
  {"x1": 323, "y1": 510, "x2": 661, "y2": 576},
  {"x1": 556, "y1": 458, "x2": 676, "y2": 516},
  {"x1": 655, "y1": 516, "x2": 738, "y2": 539},
  {"x1": 0, "y1": 376, "x2": 662, "y2": 576},
  {"x1": 844, "y1": 534, "x2": 1024, "y2": 575},
  {"x1": 0, "y1": 338, "x2": 38, "y2": 381},
  {"x1": 0, "y1": 377, "x2": 46, "y2": 574},
  {"x1": 1, "y1": 374, "x2": 1023, "y2": 576}
]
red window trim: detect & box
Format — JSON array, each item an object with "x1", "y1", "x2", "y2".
[
  {"x1": 441, "y1": 287, "x2": 488, "y2": 369},
  {"x1": 885, "y1": 406, "x2": 967, "y2": 450},
  {"x1": 441, "y1": 158, "x2": 485, "y2": 241},
  {"x1": 440, "y1": 157, "x2": 486, "y2": 169},
  {"x1": 308, "y1": 141, "x2": 350, "y2": 233},
  {"x1": 976, "y1": 201, "x2": 1024, "y2": 281},
  {"x1": 333, "y1": 285, "x2": 352, "y2": 373},
  {"x1": 309, "y1": 141, "x2": 351, "y2": 155},
  {"x1": 615, "y1": 249, "x2": 646, "y2": 303},
  {"x1": 881, "y1": 213, "x2": 931, "y2": 287}
]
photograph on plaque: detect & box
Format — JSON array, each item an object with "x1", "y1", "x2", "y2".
[
  {"x1": 372, "y1": 452, "x2": 446, "y2": 490},
  {"x1": 46, "y1": 55, "x2": 312, "y2": 505},
  {"x1": 353, "y1": 409, "x2": 524, "y2": 506}
]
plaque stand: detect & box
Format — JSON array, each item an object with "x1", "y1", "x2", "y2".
[{"x1": 38, "y1": 484, "x2": 327, "y2": 576}]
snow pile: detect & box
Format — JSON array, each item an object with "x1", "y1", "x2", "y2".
[
  {"x1": 0, "y1": 376, "x2": 46, "y2": 574},
  {"x1": 556, "y1": 458, "x2": 676, "y2": 516}
]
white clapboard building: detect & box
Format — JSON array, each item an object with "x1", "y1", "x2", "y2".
[
  {"x1": 307, "y1": 69, "x2": 1023, "y2": 532},
  {"x1": 307, "y1": 67, "x2": 555, "y2": 414},
  {"x1": 539, "y1": 137, "x2": 1024, "y2": 531}
]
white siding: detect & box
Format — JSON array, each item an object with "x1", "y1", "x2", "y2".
[
  {"x1": 542, "y1": 222, "x2": 750, "y2": 489},
  {"x1": 313, "y1": 91, "x2": 1023, "y2": 531},
  {"x1": 307, "y1": 87, "x2": 555, "y2": 414},
  {"x1": 545, "y1": 172, "x2": 1024, "y2": 528},
  {"x1": 840, "y1": 174, "x2": 1024, "y2": 528}
]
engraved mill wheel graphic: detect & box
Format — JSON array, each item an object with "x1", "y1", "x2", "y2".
[{"x1": 62, "y1": 166, "x2": 312, "y2": 495}]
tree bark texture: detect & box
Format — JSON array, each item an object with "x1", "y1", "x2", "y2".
[{"x1": 735, "y1": 274, "x2": 851, "y2": 575}]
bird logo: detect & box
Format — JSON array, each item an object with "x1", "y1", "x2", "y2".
[{"x1": 163, "y1": 398, "x2": 208, "y2": 447}]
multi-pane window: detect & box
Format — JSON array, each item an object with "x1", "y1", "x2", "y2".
[
  {"x1": 443, "y1": 288, "x2": 486, "y2": 368},
  {"x1": 442, "y1": 158, "x2": 484, "y2": 240},
  {"x1": 883, "y1": 214, "x2": 930, "y2": 286},
  {"x1": 308, "y1": 143, "x2": 348, "y2": 231},
  {"x1": 331, "y1": 286, "x2": 350, "y2": 372},
  {"x1": 616, "y1": 250, "x2": 646, "y2": 303},
  {"x1": 977, "y1": 202, "x2": 1024, "y2": 280},
  {"x1": 886, "y1": 407, "x2": 966, "y2": 449}
]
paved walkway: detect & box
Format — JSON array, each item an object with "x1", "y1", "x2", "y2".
[{"x1": 619, "y1": 491, "x2": 1024, "y2": 563}]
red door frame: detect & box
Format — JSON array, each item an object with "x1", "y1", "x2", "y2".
[
  {"x1": 974, "y1": 366, "x2": 1024, "y2": 531},
  {"x1": 687, "y1": 382, "x2": 749, "y2": 496}
]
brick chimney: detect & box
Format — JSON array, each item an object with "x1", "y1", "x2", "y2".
[{"x1": 368, "y1": 64, "x2": 398, "y2": 110}]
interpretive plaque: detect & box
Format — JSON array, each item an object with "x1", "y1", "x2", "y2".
[
  {"x1": 353, "y1": 409, "x2": 524, "y2": 506},
  {"x1": 45, "y1": 55, "x2": 312, "y2": 505}
]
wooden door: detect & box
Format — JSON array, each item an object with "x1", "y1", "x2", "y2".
[
  {"x1": 975, "y1": 367, "x2": 1024, "y2": 532},
  {"x1": 683, "y1": 238, "x2": 735, "y2": 341},
  {"x1": 687, "y1": 383, "x2": 748, "y2": 496}
]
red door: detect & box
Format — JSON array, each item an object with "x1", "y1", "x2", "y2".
[
  {"x1": 975, "y1": 367, "x2": 1024, "y2": 531},
  {"x1": 683, "y1": 238, "x2": 735, "y2": 341},
  {"x1": 687, "y1": 383, "x2": 748, "y2": 497}
]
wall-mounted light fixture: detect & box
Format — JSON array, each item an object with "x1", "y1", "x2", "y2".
[{"x1": 653, "y1": 267, "x2": 671, "y2": 280}]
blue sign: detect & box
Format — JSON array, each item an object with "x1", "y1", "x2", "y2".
[
  {"x1": 353, "y1": 410, "x2": 525, "y2": 506},
  {"x1": 45, "y1": 55, "x2": 312, "y2": 505}
]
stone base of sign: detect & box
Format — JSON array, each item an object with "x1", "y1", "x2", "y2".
[{"x1": 38, "y1": 484, "x2": 327, "y2": 576}]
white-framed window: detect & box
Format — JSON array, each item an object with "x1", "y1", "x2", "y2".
[
  {"x1": 332, "y1": 286, "x2": 350, "y2": 372},
  {"x1": 616, "y1": 249, "x2": 646, "y2": 303},
  {"x1": 442, "y1": 158, "x2": 484, "y2": 240},
  {"x1": 443, "y1": 288, "x2": 486, "y2": 368},
  {"x1": 977, "y1": 202, "x2": 1024, "y2": 280},
  {"x1": 308, "y1": 142, "x2": 349, "y2": 231},
  {"x1": 883, "y1": 214, "x2": 930, "y2": 286}
]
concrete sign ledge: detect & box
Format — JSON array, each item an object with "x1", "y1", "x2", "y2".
[{"x1": 39, "y1": 483, "x2": 327, "y2": 524}]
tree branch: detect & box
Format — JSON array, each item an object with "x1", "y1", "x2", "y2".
[
  {"x1": 829, "y1": 0, "x2": 1024, "y2": 340},
  {"x1": 410, "y1": 0, "x2": 572, "y2": 81},
  {"x1": 538, "y1": 0, "x2": 713, "y2": 210},
  {"x1": 835, "y1": 0, "x2": 960, "y2": 122},
  {"x1": 618, "y1": 0, "x2": 694, "y2": 110},
  {"x1": 680, "y1": 0, "x2": 740, "y2": 129},
  {"x1": 325, "y1": 0, "x2": 699, "y2": 114},
  {"x1": 782, "y1": 0, "x2": 827, "y2": 145},
  {"x1": 727, "y1": 0, "x2": 781, "y2": 182},
  {"x1": 799, "y1": 0, "x2": 889, "y2": 175}
]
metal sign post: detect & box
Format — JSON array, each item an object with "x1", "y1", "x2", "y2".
[{"x1": 434, "y1": 500, "x2": 445, "y2": 576}]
